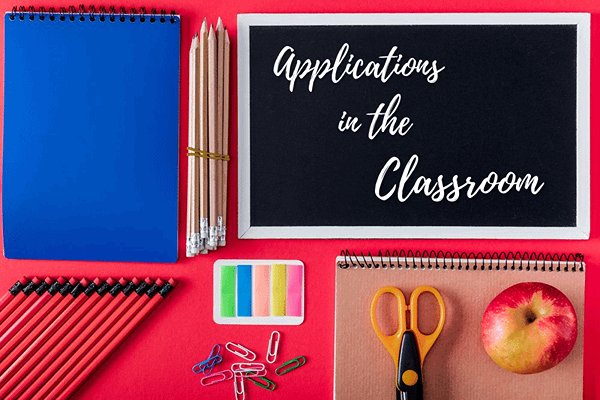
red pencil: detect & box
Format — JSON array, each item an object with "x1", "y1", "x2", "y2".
[
  {"x1": 0, "y1": 277, "x2": 28, "y2": 313},
  {"x1": 0, "y1": 277, "x2": 52, "y2": 339},
  {"x1": 20, "y1": 278, "x2": 148, "y2": 400},
  {"x1": 0, "y1": 278, "x2": 78, "y2": 376},
  {"x1": 1, "y1": 278, "x2": 110, "y2": 399},
  {"x1": 0, "y1": 277, "x2": 41, "y2": 334},
  {"x1": 55, "y1": 279, "x2": 176, "y2": 400},
  {"x1": 30, "y1": 277, "x2": 151, "y2": 400},
  {"x1": 0, "y1": 277, "x2": 65, "y2": 352}
]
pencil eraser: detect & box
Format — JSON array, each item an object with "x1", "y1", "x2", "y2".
[
  {"x1": 80, "y1": 278, "x2": 89, "y2": 287},
  {"x1": 19, "y1": 277, "x2": 29, "y2": 285},
  {"x1": 145, "y1": 277, "x2": 153, "y2": 285},
  {"x1": 44, "y1": 277, "x2": 54, "y2": 285},
  {"x1": 118, "y1": 278, "x2": 127, "y2": 286},
  {"x1": 68, "y1": 277, "x2": 78, "y2": 285},
  {"x1": 168, "y1": 278, "x2": 177, "y2": 287},
  {"x1": 106, "y1": 277, "x2": 116, "y2": 286},
  {"x1": 32, "y1": 277, "x2": 41, "y2": 285},
  {"x1": 155, "y1": 278, "x2": 164, "y2": 287},
  {"x1": 132, "y1": 277, "x2": 141, "y2": 285},
  {"x1": 92, "y1": 277, "x2": 102, "y2": 286},
  {"x1": 56, "y1": 277, "x2": 66, "y2": 285}
]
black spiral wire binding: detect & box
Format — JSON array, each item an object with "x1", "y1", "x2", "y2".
[
  {"x1": 8, "y1": 5, "x2": 177, "y2": 23},
  {"x1": 338, "y1": 249, "x2": 585, "y2": 272},
  {"x1": 8, "y1": 4, "x2": 177, "y2": 24}
]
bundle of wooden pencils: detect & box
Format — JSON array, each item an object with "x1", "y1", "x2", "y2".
[
  {"x1": 187, "y1": 17, "x2": 231, "y2": 257},
  {"x1": 0, "y1": 276, "x2": 175, "y2": 399}
]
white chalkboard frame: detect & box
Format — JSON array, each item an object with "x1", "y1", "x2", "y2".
[{"x1": 238, "y1": 13, "x2": 590, "y2": 240}]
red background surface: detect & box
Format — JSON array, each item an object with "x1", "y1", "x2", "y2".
[{"x1": 0, "y1": 0, "x2": 598, "y2": 399}]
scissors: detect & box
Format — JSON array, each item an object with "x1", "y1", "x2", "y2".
[{"x1": 370, "y1": 286, "x2": 445, "y2": 400}]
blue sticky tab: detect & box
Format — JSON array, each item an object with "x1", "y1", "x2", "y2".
[{"x1": 237, "y1": 265, "x2": 252, "y2": 317}]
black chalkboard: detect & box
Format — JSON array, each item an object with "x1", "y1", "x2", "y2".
[{"x1": 238, "y1": 14, "x2": 590, "y2": 239}]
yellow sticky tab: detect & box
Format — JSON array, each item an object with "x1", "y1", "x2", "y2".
[{"x1": 271, "y1": 264, "x2": 286, "y2": 316}]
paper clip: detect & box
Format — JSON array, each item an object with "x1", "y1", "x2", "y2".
[
  {"x1": 247, "y1": 376, "x2": 277, "y2": 391},
  {"x1": 275, "y1": 356, "x2": 306, "y2": 375},
  {"x1": 266, "y1": 331, "x2": 280, "y2": 364},
  {"x1": 241, "y1": 369, "x2": 268, "y2": 378},
  {"x1": 231, "y1": 363, "x2": 265, "y2": 373},
  {"x1": 192, "y1": 355, "x2": 223, "y2": 375},
  {"x1": 200, "y1": 370, "x2": 233, "y2": 386},
  {"x1": 192, "y1": 344, "x2": 223, "y2": 374},
  {"x1": 226, "y1": 342, "x2": 256, "y2": 361},
  {"x1": 234, "y1": 373, "x2": 245, "y2": 400}
]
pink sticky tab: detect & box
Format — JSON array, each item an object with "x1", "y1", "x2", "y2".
[
  {"x1": 286, "y1": 264, "x2": 303, "y2": 317},
  {"x1": 253, "y1": 265, "x2": 270, "y2": 316}
]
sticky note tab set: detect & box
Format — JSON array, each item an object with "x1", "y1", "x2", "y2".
[{"x1": 213, "y1": 260, "x2": 304, "y2": 325}]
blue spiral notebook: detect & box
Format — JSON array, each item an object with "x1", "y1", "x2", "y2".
[{"x1": 3, "y1": 7, "x2": 180, "y2": 263}]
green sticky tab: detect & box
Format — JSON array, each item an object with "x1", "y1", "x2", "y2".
[{"x1": 221, "y1": 265, "x2": 236, "y2": 317}]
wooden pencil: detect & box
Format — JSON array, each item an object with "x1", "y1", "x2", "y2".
[
  {"x1": 0, "y1": 278, "x2": 28, "y2": 313},
  {"x1": 22, "y1": 278, "x2": 145, "y2": 400},
  {"x1": 193, "y1": 33, "x2": 202, "y2": 254},
  {"x1": 199, "y1": 19, "x2": 209, "y2": 253},
  {"x1": 53, "y1": 280, "x2": 176, "y2": 400},
  {"x1": 186, "y1": 34, "x2": 196, "y2": 257},
  {"x1": 207, "y1": 24, "x2": 218, "y2": 250},
  {"x1": 35, "y1": 280, "x2": 159, "y2": 400},
  {"x1": 220, "y1": 28, "x2": 230, "y2": 247},
  {"x1": 216, "y1": 18, "x2": 225, "y2": 243},
  {"x1": 2, "y1": 278, "x2": 110, "y2": 399}
]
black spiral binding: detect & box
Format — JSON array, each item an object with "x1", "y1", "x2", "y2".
[
  {"x1": 8, "y1": 5, "x2": 178, "y2": 24},
  {"x1": 338, "y1": 249, "x2": 585, "y2": 272}
]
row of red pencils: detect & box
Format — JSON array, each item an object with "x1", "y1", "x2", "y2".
[{"x1": 0, "y1": 276, "x2": 176, "y2": 399}]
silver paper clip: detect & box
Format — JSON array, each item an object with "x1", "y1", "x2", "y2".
[
  {"x1": 231, "y1": 363, "x2": 265, "y2": 373},
  {"x1": 234, "y1": 372, "x2": 245, "y2": 400},
  {"x1": 266, "y1": 331, "x2": 280, "y2": 364},
  {"x1": 226, "y1": 342, "x2": 256, "y2": 361}
]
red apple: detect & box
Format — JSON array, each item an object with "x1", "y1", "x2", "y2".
[{"x1": 481, "y1": 282, "x2": 577, "y2": 374}]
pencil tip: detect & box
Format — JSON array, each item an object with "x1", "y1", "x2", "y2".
[
  {"x1": 201, "y1": 18, "x2": 207, "y2": 31},
  {"x1": 217, "y1": 17, "x2": 223, "y2": 28}
]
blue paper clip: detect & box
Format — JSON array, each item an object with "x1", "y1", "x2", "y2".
[{"x1": 192, "y1": 344, "x2": 222, "y2": 375}]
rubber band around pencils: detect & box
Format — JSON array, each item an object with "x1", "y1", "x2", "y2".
[{"x1": 187, "y1": 147, "x2": 230, "y2": 161}]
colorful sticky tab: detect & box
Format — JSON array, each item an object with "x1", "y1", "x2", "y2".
[
  {"x1": 253, "y1": 265, "x2": 270, "y2": 316},
  {"x1": 214, "y1": 260, "x2": 304, "y2": 325},
  {"x1": 237, "y1": 265, "x2": 252, "y2": 317},
  {"x1": 220, "y1": 266, "x2": 236, "y2": 317},
  {"x1": 271, "y1": 264, "x2": 286, "y2": 316},
  {"x1": 286, "y1": 265, "x2": 303, "y2": 317}
]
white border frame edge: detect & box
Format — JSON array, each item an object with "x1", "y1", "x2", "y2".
[{"x1": 238, "y1": 13, "x2": 591, "y2": 240}]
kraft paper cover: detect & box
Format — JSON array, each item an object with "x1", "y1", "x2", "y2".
[{"x1": 334, "y1": 257, "x2": 585, "y2": 400}]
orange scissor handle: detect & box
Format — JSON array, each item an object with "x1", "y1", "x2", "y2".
[
  {"x1": 408, "y1": 286, "x2": 446, "y2": 367},
  {"x1": 370, "y1": 286, "x2": 407, "y2": 368}
]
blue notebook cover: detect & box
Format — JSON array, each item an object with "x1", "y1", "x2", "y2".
[{"x1": 3, "y1": 9, "x2": 180, "y2": 262}]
